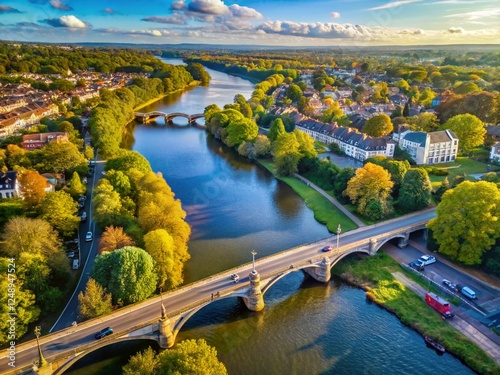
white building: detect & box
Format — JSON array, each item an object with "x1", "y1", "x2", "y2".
[{"x1": 398, "y1": 129, "x2": 458, "y2": 165}]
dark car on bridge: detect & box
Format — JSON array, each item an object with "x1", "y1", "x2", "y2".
[{"x1": 95, "y1": 327, "x2": 113, "y2": 340}]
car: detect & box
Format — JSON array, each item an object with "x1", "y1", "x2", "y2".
[
  {"x1": 94, "y1": 327, "x2": 113, "y2": 340},
  {"x1": 72, "y1": 259, "x2": 80, "y2": 270},
  {"x1": 321, "y1": 246, "x2": 333, "y2": 252},
  {"x1": 81, "y1": 211, "x2": 87, "y2": 222},
  {"x1": 86, "y1": 171, "x2": 93, "y2": 178},
  {"x1": 230, "y1": 273, "x2": 239, "y2": 283},
  {"x1": 67, "y1": 251, "x2": 75, "y2": 258},
  {"x1": 82, "y1": 177, "x2": 88, "y2": 184},
  {"x1": 442, "y1": 279, "x2": 459, "y2": 292},
  {"x1": 418, "y1": 255, "x2": 436, "y2": 266},
  {"x1": 409, "y1": 260, "x2": 424, "y2": 271},
  {"x1": 461, "y1": 286, "x2": 477, "y2": 299},
  {"x1": 85, "y1": 231, "x2": 93, "y2": 242}
]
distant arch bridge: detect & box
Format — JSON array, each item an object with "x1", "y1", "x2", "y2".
[{"x1": 134, "y1": 111, "x2": 205, "y2": 124}]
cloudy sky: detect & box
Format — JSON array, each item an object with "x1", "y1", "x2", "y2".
[{"x1": 0, "y1": 0, "x2": 499, "y2": 46}]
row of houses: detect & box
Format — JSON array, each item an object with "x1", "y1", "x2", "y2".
[{"x1": 271, "y1": 107, "x2": 459, "y2": 165}]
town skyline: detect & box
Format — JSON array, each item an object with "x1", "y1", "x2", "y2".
[{"x1": 0, "y1": 0, "x2": 499, "y2": 46}]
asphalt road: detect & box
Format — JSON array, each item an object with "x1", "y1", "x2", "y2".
[{"x1": 1, "y1": 209, "x2": 438, "y2": 373}]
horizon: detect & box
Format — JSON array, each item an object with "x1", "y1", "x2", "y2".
[{"x1": 0, "y1": 0, "x2": 499, "y2": 47}]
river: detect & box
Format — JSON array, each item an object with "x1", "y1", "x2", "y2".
[{"x1": 66, "y1": 59, "x2": 474, "y2": 375}]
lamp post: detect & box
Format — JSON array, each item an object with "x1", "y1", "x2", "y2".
[
  {"x1": 251, "y1": 250, "x2": 257, "y2": 273},
  {"x1": 34, "y1": 326, "x2": 47, "y2": 368},
  {"x1": 336, "y1": 224, "x2": 341, "y2": 251}
]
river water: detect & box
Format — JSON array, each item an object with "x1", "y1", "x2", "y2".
[{"x1": 66, "y1": 59, "x2": 474, "y2": 375}]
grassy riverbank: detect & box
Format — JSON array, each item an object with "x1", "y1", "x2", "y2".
[
  {"x1": 133, "y1": 81, "x2": 200, "y2": 112},
  {"x1": 257, "y1": 159, "x2": 357, "y2": 233},
  {"x1": 332, "y1": 252, "x2": 500, "y2": 375}
]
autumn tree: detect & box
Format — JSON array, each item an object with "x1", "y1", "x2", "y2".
[
  {"x1": 38, "y1": 141, "x2": 87, "y2": 174},
  {"x1": 17, "y1": 170, "x2": 47, "y2": 210},
  {"x1": 397, "y1": 168, "x2": 433, "y2": 212},
  {"x1": 92, "y1": 179, "x2": 123, "y2": 228},
  {"x1": 99, "y1": 226, "x2": 135, "y2": 254},
  {"x1": 362, "y1": 114, "x2": 393, "y2": 137},
  {"x1": 365, "y1": 156, "x2": 410, "y2": 196},
  {"x1": 91, "y1": 246, "x2": 157, "y2": 305},
  {"x1": 253, "y1": 134, "x2": 271, "y2": 157},
  {"x1": 344, "y1": 163, "x2": 394, "y2": 219},
  {"x1": 144, "y1": 229, "x2": 183, "y2": 290},
  {"x1": 428, "y1": 181, "x2": 500, "y2": 265},
  {"x1": 272, "y1": 132, "x2": 301, "y2": 176},
  {"x1": 106, "y1": 150, "x2": 152, "y2": 175},
  {"x1": 39, "y1": 190, "x2": 80, "y2": 238},
  {"x1": 440, "y1": 114, "x2": 485, "y2": 153},
  {"x1": 225, "y1": 117, "x2": 258, "y2": 147},
  {"x1": 78, "y1": 278, "x2": 113, "y2": 320}
]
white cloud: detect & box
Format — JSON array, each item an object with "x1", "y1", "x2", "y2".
[
  {"x1": 330, "y1": 12, "x2": 341, "y2": 19},
  {"x1": 445, "y1": 8, "x2": 500, "y2": 21},
  {"x1": 41, "y1": 15, "x2": 90, "y2": 29},
  {"x1": 447, "y1": 26, "x2": 465, "y2": 33},
  {"x1": 228, "y1": 4, "x2": 263, "y2": 20},
  {"x1": 187, "y1": 0, "x2": 228, "y2": 15},
  {"x1": 368, "y1": 0, "x2": 422, "y2": 11}
]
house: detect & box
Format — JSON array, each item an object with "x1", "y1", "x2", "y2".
[
  {"x1": 0, "y1": 171, "x2": 19, "y2": 199},
  {"x1": 21, "y1": 132, "x2": 69, "y2": 150},
  {"x1": 41, "y1": 173, "x2": 65, "y2": 190},
  {"x1": 489, "y1": 142, "x2": 500, "y2": 162},
  {"x1": 398, "y1": 129, "x2": 458, "y2": 165}
]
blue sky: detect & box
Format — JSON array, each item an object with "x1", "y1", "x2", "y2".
[{"x1": 0, "y1": 0, "x2": 499, "y2": 46}]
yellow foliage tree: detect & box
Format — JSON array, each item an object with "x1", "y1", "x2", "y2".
[
  {"x1": 344, "y1": 163, "x2": 394, "y2": 218},
  {"x1": 99, "y1": 226, "x2": 135, "y2": 254}
]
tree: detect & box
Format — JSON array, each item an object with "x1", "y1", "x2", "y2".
[
  {"x1": 39, "y1": 141, "x2": 87, "y2": 174},
  {"x1": 428, "y1": 181, "x2": 500, "y2": 265},
  {"x1": 106, "y1": 151, "x2": 152, "y2": 175},
  {"x1": 293, "y1": 130, "x2": 317, "y2": 159},
  {"x1": 398, "y1": 168, "x2": 433, "y2": 212},
  {"x1": 0, "y1": 258, "x2": 40, "y2": 345},
  {"x1": 286, "y1": 84, "x2": 303, "y2": 102},
  {"x1": 99, "y1": 225, "x2": 135, "y2": 254},
  {"x1": 67, "y1": 171, "x2": 86, "y2": 198},
  {"x1": 17, "y1": 170, "x2": 47, "y2": 210},
  {"x1": 123, "y1": 347, "x2": 159, "y2": 375},
  {"x1": 156, "y1": 339, "x2": 228, "y2": 375},
  {"x1": 92, "y1": 246, "x2": 157, "y2": 305},
  {"x1": 253, "y1": 135, "x2": 271, "y2": 157},
  {"x1": 144, "y1": 229, "x2": 183, "y2": 290},
  {"x1": 440, "y1": 114, "x2": 485, "y2": 154},
  {"x1": 344, "y1": 163, "x2": 394, "y2": 218},
  {"x1": 225, "y1": 118, "x2": 258, "y2": 147},
  {"x1": 39, "y1": 190, "x2": 80, "y2": 238},
  {"x1": 272, "y1": 132, "x2": 301, "y2": 176},
  {"x1": 92, "y1": 180, "x2": 123, "y2": 228},
  {"x1": 362, "y1": 114, "x2": 393, "y2": 137},
  {"x1": 78, "y1": 278, "x2": 113, "y2": 320},
  {"x1": 333, "y1": 167, "x2": 355, "y2": 202},
  {"x1": 268, "y1": 118, "x2": 286, "y2": 142},
  {"x1": 434, "y1": 177, "x2": 450, "y2": 202},
  {"x1": 365, "y1": 156, "x2": 410, "y2": 195}
]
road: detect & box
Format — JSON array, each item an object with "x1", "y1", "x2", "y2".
[{"x1": 1, "y1": 209, "x2": 437, "y2": 373}]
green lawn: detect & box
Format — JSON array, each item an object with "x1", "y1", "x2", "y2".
[
  {"x1": 427, "y1": 157, "x2": 499, "y2": 188},
  {"x1": 258, "y1": 159, "x2": 358, "y2": 233}
]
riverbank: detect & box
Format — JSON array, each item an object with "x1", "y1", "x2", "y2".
[
  {"x1": 257, "y1": 159, "x2": 358, "y2": 233},
  {"x1": 133, "y1": 81, "x2": 200, "y2": 112},
  {"x1": 332, "y1": 252, "x2": 500, "y2": 375}
]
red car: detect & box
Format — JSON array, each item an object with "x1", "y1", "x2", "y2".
[{"x1": 321, "y1": 246, "x2": 333, "y2": 252}]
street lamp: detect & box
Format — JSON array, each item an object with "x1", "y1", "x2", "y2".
[
  {"x1": 34, "y1": 326, "x2": 47, "y2": 368},
  {"x1": 336, "y1": 224, "x2": 341, "y2": 251},
  {"x1": 251, "y1": 250, "x2": 257, "y2": 273}
]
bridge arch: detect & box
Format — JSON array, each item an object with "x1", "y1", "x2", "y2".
[
  {"x1": 260, "y1": 265, "x2": 321, "y2": 295},
  {"x1": 53, "y1": 336, "x2": 158, "y2": 375}
]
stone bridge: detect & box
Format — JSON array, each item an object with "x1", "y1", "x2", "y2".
[
  {"x1": 134, "y1": 111, "x2": 205, "y2": 124},
  {"x1": 6, "y1": 216, "x2": 429, "y2": 375}
]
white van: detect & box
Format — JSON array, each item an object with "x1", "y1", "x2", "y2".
[
  {"x1": 461, "y1": 286, "x2": 477, "y2": 299},
  {"x1": 72, "y1": 259, "x2": 80, "y2": 270}
]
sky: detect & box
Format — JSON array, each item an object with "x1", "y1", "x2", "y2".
[{"x1": 0, "y1": 0, "x2": 499, "y2": 46}]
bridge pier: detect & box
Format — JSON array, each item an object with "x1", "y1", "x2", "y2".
[
  {"x1": 158, "y1": 305, "x2": 175, "y2": 348},
  {"x1": 303, "y1": 256, "x2": 331, "y2": 283},
  {"x1": 398, "y1": 232, "x2": 410, "y2": 248},
  {"x1": 369, "y1": 238, "x2": 378, "y2": 255},
  {"x1": 243, "y1": 271, "x2": 265, "y2": 312}
]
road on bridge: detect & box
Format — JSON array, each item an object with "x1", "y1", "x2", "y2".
[{"x1": 1, "y1": 209, "x2": 436, "y2": 374}]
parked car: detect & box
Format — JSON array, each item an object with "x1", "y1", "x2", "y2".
[
  {"x1": 85, "y1": 231, "x2": 93, "y2": 242},
  {"x1": 321, "y1": 246, "x2": 333, "y2": 252},
  {"x1": 409, "y1": 260, "x2": 424, "y2": 271},
  {"x1": 81, "y1": 211, "x2": 87, "y2": 222},
  {"x1": 461, "y1": 286, "x2": 477, "y2": 299},
  {"x1": 442, "y1": 279, "x2": 459, "y2": 292},
  {"x1": 67, "y1": 251, "x2": 75, "y2": 258},
  {"x1": 230, "y1": 273, "x2": 239, "y2": 283},
  {"x1": 95, "y1": 327, "x2": 113, "y2": 339},
  {"x1": 72, "y1": 259, "x2": 80, "y2": 270},
  {"x1": 418, "y1": 255, "x2": 436, "y2": 265}
]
